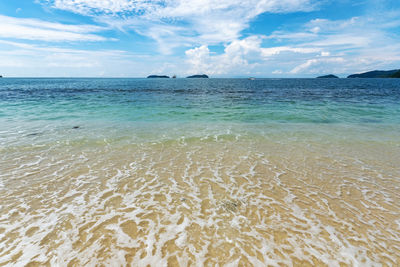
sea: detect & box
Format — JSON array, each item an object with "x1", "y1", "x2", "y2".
[{"x1": 0, "y1": 78, "x2": 399, "y2": 266}]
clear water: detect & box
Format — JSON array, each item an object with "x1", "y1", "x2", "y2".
[
  {"x1": 2, "y1": 78, "x2": 400, "y2": 124},
  {"x1": 0, "y1": 78, "x2": 399, "y2": 266}
]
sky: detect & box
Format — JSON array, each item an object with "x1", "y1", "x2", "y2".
[{"x1": 0, "y1": 0, "x2": 399, "y2": 77}]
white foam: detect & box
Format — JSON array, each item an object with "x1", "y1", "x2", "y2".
[{"x1": 1, "y1": 132, "x2": 399, "y2": 266}]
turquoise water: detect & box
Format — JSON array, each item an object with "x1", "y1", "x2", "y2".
[
  {"x1": 1, "y1": 78, "x2": 400, "y2": 124},
  {"x1": 1, "y1": 78, "x2": 400, "y2": 266},
  {"x1": 1, "y1": 78, "x2": 400, "y2": 145}
]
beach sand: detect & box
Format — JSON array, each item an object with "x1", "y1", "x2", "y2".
[{"x1": 1, "y1": 129, "x2": 399, "y2": 266}]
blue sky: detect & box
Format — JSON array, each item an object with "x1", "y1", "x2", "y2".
[{"x1": 0, "y1": 0, "x2": 399, "y2": 77}]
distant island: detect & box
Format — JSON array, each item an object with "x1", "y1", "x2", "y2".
[
  {"x1": 147, "y1": 75, "x2": 169, "y2": 78},
  {"x1": 347, "y1": 69, "x2": 400, "y2": 78},
  {"x1": 317, "y1": 74, "x2": 339, "y2": 78},
  {"x1": 392, "y1": 70, "x2": 400, "y2": 78},
  {"x1": 0, "y1": 75, "x2": 2, "y2": 78},
  {"x1": 187, "y1": 74, "x2": 209, "y2": 78}
]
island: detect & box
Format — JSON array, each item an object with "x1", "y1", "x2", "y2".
[
  {"x1": 390, "y1": 70, "x2": 400, "y2": 78},
  {"x1": 317, "y1": 74, "x2": 339, "y2": 78},
  {"x1": 147, "y1": 75, "x2": 170, "y2": 78},
  {"x1": 0, "y1": 75, "x2": 2, "y2": 78},
  {"x1": 187, "y1": 74, "x2": 209, "y2": 78},
  {"x1": 347, "y1": 69, "x2": 400, "y2": 78}
]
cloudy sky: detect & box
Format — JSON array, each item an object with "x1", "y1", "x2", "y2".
[{"x1": 0, "y1": 0, "x2": 399, "y2": 77}]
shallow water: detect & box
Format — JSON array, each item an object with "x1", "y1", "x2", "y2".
[{"x1": 0, "y1": 78, "x2": 400, "y2": 266}]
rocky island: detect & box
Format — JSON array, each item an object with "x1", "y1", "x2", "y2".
[
  {"x1": 347, "y1": 69, "x2": 400, "y2": 78},
  {"x1": 147, "y1": 75, "x2": 170, "y2": 78},
  {"x1": 317, "y1": 74, "x2": 339, "y2": 78},
  {"x1": 187, "y1": 74, "x2": 209, "y2": 78}
]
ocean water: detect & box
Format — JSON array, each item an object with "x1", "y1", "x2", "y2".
[{"x1": 0, "y1": 78, "x2": 399, "y2": 266}]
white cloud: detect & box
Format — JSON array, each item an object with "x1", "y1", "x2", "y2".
[
  {"x1": 260, "y1": 46, "x2": 320, "y2": 57},
  {"x1": 185, "y1": 45, "x2": 211, "y2": 73},
  {"x1": 263, "y1": 12, "x2": 400, "y2": 75},
  {"x1": 185, "y1": 36, "x2": 321, "y2": 75},
  {"x1": 184, "y1": 9, "x2": 400, "y2": 77},
  {"x1": 0, "y1": 15, "x2": 109, "y2": 42},
  {"x1": 42, "y1": 0, "x2": 318, "y2": 53},
  {"x1": 0, "y1": 40, "x2": 152, "y2": 77},
  {"x1": 46, "y1": 0, "x2": 317, "y2": 16},
  {"x1": 5, "y1": 0, "x2": 400, "y2": 77},
  {"x1": 290, "y1": 57, "x2": 345, "y2": 74},
  {"x1": 48, "y1": 0, "x2": 155, "y2": 14}
]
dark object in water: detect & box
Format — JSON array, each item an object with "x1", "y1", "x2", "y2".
[
  {"x1": 147, "y1": 75, "x2": 170, "y2": 78},
  {"x1": 317, "y1": 74, "x2": 339, "y2": 78},
  {"x1": 347, "y1": 69, "x2": 400, "y2": 78},
  {"x1": 26, "y1": 133, "x2": 40, "y2": 137},
  {"x1": 73, "y1": 126, "x2": 80, "y2": 129},
  {"x1": 187, "y1": 74, "x2": 209, "y2": 78}
]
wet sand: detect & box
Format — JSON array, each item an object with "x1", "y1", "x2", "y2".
[{"x1": 1, "y1": 133, "x2": 399, "y2": 266}]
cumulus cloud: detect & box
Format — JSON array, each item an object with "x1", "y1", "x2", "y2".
[
  {"x1": 185, "y1": 45, "x2": 211, "y2": 73},
  {"x1": 185, "y1": 8, "x2": 400, "y2": 77},
  {"x1": 0, "y1": 15, "x2": 109, "y2": 42},
  {"x1": 185, "y1": 36, "x2": 321, "y2": 75},
  {"x1": 264, "y1": 11, "x2": 400, "y2": 75},
  {"x1": 8, "y1": 0, "x2": 400, "y2": 76}
]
